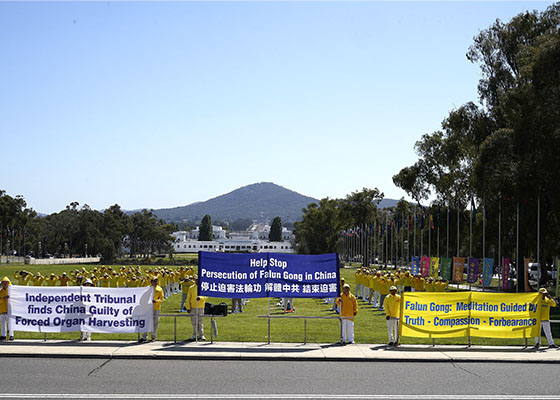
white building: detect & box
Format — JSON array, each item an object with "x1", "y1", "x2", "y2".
[{"x1": 171, "y1": 227, "x2": 294, "y2": 254}]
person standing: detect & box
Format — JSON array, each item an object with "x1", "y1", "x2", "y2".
[
  {"x1": 139, "y1": 277, "x2": 164, "y2": 343},
  {"x1": 385, "y1": 285, "x2": 401, "y2": 346},
  {"x1": 186, "y1": 276, "x2": 206, "y2": 341},
  {"x1": 337, "y1": 284, "x2": 358, "y2": 344},
  {"x1": 180, "y1": 277, "x2": 194, "y2": 312},
  {"x1": 0, "y1": 277, "x2": 14, "y2": 341},
  {"x1": 80, "y1": 279, "x2": 95, "y2": 341},
  {"x1": 535, "y1": 288, "x2": 558, "y2": 349}
]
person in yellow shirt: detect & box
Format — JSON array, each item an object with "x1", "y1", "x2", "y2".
[
  {"x1": 117, "y1": 273, "x2": 127, "y2": 288},
  {"x1": 535, "y1": 288, "x2": 558, "y2": 349},
  {"x1": 30, "y1": 273, "x2": 44, "y2": 286},
  {"x1": 13, "y1": 271, "x2": 30, "y2": 286},
  {"x1": 58, "y1": 272, "x2": 72, "y2": 287},
  {"x1": 139, "y1": 277, "x2": 165, "y2": 343},
  {"x1": 372, "y1": 272, "x2": 381, "y2": 308},
  {"x1": 425, "y1": 277, "x2": 435, "y2": 292},
  {"x1": 413, "y1": 275, "x2": 425, "y2": 292},
  {"x1": 434, "y1": 277, "x2": 448, "y2": 292},
  {"x1": 403, "y1": 272, "x2": 413, "y2": 292},
  {"x1": 367, "y1": 273, "x2": 375, "y2": 305},
  {"x1": 378, "y1": 276, "x2": 389, "y2": 311},
  {"x1": 354, "y1": 269, "x2": 363, "y2": 300},
  {"x1": 0, "y1": 277, "x2": 14, "y2": 341},
  {"x1": 180, "y1": 277, "x2": 195, "y2": 312},
  {"x1": 99, "y1": 274, "x2": 111, "y2": 288},
  {"x1": 46, "y1": 273, "x2": 58, "y2": 286},
  {"x1": 186, "y1": 276, "x2": 207, "y2": 341},
  {"x1": 336, "y1": 284, "x2": 358, "y2": 344},
  {"x1": 385, "y1": 285, "x2": 401, "y2": 346}
]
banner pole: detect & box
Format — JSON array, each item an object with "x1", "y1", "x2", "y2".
[{"x1": 267, "y1": 295, "x2": 271, "y2": 345}]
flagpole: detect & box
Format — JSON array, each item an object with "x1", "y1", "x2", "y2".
[
  {"x1": 407, "y1": 208, "x2": 410, "y2": 265},
  {"x1": 428, "y1": 214, "x2": 431, "y2": 258},
  {"x1": 401, "y1": 215, "x2": 404, "y2": 267},
  {"x1": 457, "y1": 201, "x2": 460, "y2": 257},
  {"x1": 384, "y1": 215, "x2": 388, "y2": 269},
  {"x1": 469, "y1": 199, "x2": 473, "y2": 259},
  {"x1": 482, "y1": 201, "x2": 485, "y2": 291},
  {"x1": 394, "y1": 218, "x2": 397, "y2": 268},
  {"x1": 516, "y1": 200, "x2": 519, "y2": 293},
  {"x1": 413, "y1": 208, "x2": 416, "y2": 260},
  {"x1": 437, "y1": 216, "x2": 440, "y2": 259},
  {"x1": 498, "y1": 196, "x2": 502, "y2": 292},
  {"x1": 374, "y1": 220, "x2": 377, "y2": 266},
  {"x1": 537, "y1": 196, "x2": 540, "y2": 276},
  {"x1": 420, "y1": 219, "x2": 423, "y2": 258},
  {"x1": 446, "y1": 204, "x2": 450, "y2": 259}
]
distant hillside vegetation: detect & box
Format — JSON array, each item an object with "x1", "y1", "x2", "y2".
[{"x1": 152, "y1": 182, "x2": 319, "y2": 224}]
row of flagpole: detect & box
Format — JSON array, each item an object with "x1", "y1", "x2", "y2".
[
  {"x1": 338, "y1": 196, "x2": 556, "y2": 293},
  {"x1": 0, "y1": 225, "x2": 26, "y2": 258}
]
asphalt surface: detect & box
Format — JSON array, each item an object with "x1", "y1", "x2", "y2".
[{"x1": 1, "y1": 358, "x2": 560, "y2": 398}]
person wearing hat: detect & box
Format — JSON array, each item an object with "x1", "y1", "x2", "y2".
[
  {"x1": 80, "y1": 279, "x2": 95, "y2": 341},
  {"x1": 186, "y1": 275, "x2": 207, "y2": 341},
  {"x1": 385, "y1": 285, "x2": 401, "y2": 346},
  {"x1": 46, "y1": 273, "x2": 58, "y2": 287},
  {"x1": 0, "y1": 277, "x2": 14, "y2": 340},
  {"x1": 31, "y1": 272, "x2": 44, "y2": 287},
  {"x1": 139, "y1": 277, "x2": 165, "y2": 343},
  {"x1": 12, "y1": 271, "x2": 30, "y2": 286},
  {"x1": 336, "y1": 283, "x2": 358, "y2": 344},
  {"x1": 378, "y1": 275, "x2": 389, "y2": 311},
  {"x1": 58, "y1": 272, "x2": 71, "y2": 287},
  {"x1": 535, "y1": 288, "x2": 558, "y2": 349}
]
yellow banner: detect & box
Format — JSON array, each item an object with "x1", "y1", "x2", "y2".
[
  {"x1": 429, "y1": 257, "x2": 440, "y2": 278},
  {"x1": 400, "y1": 292, "x2": 541, "y2": 339}
]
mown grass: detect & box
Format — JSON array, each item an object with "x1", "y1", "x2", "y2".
[{"x1": 0, "y1": 262, "x2": 554, "y2": 345}]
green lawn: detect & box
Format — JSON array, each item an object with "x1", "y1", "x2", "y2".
[{"x1": 0, "y1": 263, "x2": 552, "y2": 345}]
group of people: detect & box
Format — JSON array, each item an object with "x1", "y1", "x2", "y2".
[
  {"x1": 353, "y1": 268, "x2": 449, "y2": 311},
  {"x1": 0, "y1": 265, "x2": 209, "y2": 343},
  {"x1": 336, "y1": 278, "x2": 401, "y2": 346},
  {"x1": 339, "y1": 266, "x2": 558, "y2": 348},
  {"x1": 11, "y1": 266, "x2": 196, "y2": 299}
]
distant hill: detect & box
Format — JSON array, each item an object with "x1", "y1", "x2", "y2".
[
  {"x1": 152, "y1": 182, "x2": 319, "y2": 224},
  {"x1": 378, "y1": 198, "x2": 399, "y2": 209}
]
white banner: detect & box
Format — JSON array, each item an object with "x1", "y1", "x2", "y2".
[{"x1": 8, "y1": 285, "x2": 154, "y2": 334}]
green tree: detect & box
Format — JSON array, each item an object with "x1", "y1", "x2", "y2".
[
  {"x1": 269, "y1": 216, "x2": 282, "y2": 242},
  {"x1": 199, "y1": 214, "x2": 213, "y2": 241},
  {"x1": 294, "y1": 199, "x2": 343, "y2": 254}
]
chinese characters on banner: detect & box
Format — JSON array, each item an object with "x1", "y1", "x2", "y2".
[{"x1": 198, "y1": 252, "x2": 340, "y2": 298}]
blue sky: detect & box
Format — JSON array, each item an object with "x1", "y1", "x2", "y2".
[{"x1": 1, "y1": 1, "x2": 555, "y2": 214}]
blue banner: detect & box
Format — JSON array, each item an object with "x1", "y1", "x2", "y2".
[
  {"x1": 411, "y1": 257, "x2": 420, "y2": 275},
  {"x1": 198, "y1": 252, "x2": 340, "y2": 298},
  {"x1": 482, "y1": 257, "x2": 494, "y2": 287}
]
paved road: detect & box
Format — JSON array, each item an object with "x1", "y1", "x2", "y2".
[{"x1": 1, "y1": 358, "x2": 560, "y2": 398}]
